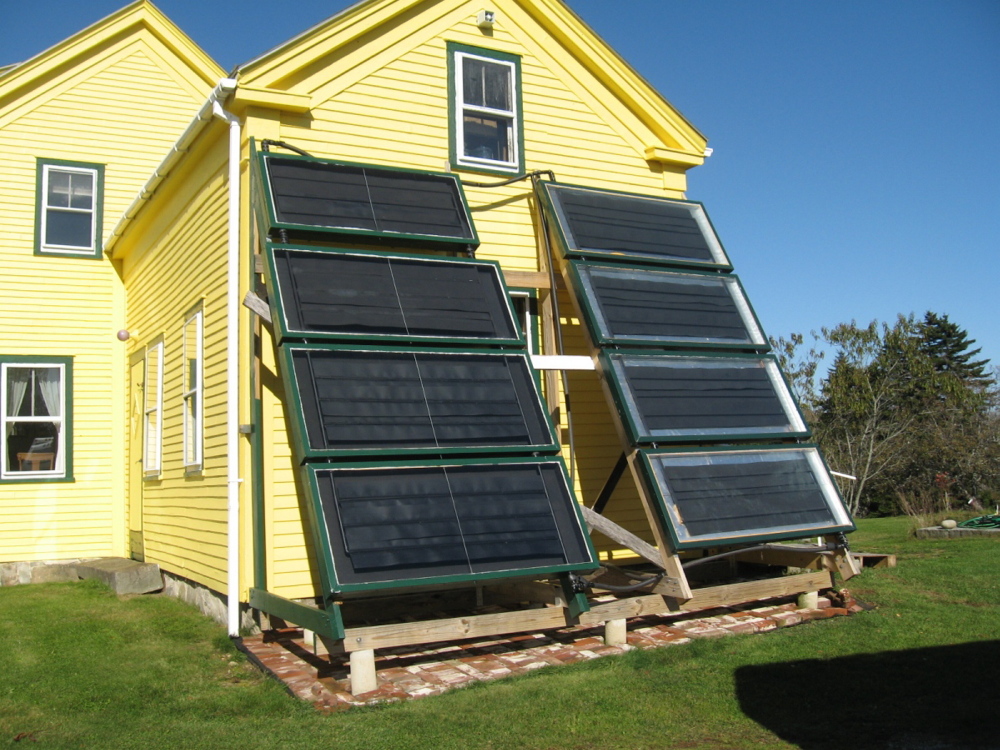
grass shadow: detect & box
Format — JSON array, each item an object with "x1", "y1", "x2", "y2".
[{"x1": 735, "y1": 639, "x2": 1000, "y2": 749}]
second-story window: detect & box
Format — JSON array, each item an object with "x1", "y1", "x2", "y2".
[
  {"x1": 36, "y1": 159, "x2": 104, "y2": 258},
  {"x1": 449, "y1": 43, "x2": 522, "y2": 174}
]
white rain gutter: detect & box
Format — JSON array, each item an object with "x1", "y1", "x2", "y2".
[
  {"x1": 211, "y1": 95, "x2": 243, "y2": 638},
  {"x1": 105, "y1": 78, "x2": 238, "y2": 255}
]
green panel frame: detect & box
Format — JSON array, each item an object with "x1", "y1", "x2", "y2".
[
  {"x1": 248, "y1": 588, "x2": 345, "y2": 640},
  {"x1": 278, "y1": 343, "x2": 561, "y2": 461},
  {"x1": 262, "y1": 243, "x2": 526, "y2": 347},
  {"x1": 536, "y1": 180, "x2": 733, "y2": 271},
  {"x1": 251, "y1": 148, "x2": 480, "y2": 249},
  {"x1": 598, "y1": 349, "x2": 810, "y2": 445},
  {"x1": 635, "y1": 444, "x2": 855, "y2": 550},
  {"x1": 303, "y1": 456, "x2": 599, "y2": 595},
  {"x1": 565, "y1": 260, "x2": 769, "y2": 352}
]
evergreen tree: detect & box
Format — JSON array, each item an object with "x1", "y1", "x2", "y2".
[{"x1": 918, "y1": 312, "x2": 992, "y2": 387}]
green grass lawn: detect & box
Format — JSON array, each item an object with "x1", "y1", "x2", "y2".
[{"x1": 2, "y1": 517, "x2": 998, "y2": 749}]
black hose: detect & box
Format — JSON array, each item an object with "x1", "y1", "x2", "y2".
[
  {"x1": 259, "y1": 139, "x2": 312, "y2": 157},
  {"x1": 462, "y1": 169, "x2": 556, "y2": 188},
  {"x1": 681, "y1": 543, "x2": 838, "y2": 569}
]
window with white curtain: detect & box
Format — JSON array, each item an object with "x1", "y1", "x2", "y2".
[
  {"x1": 1, "y1": 360, "x2": 69, "y2": 480},
  {"x1": 143, "y1": 340, "x2": 163, "y2": 477}
]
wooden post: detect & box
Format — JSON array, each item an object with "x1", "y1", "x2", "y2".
[
  {"x1": 349, "y1": 649, "x2": 377, "y2": 695},
  {"x1": 604, "y1": 618, "x2": 627, "y2": 646}
]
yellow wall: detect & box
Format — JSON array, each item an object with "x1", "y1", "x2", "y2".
[
  {"x1": 117, "y1": 129, "x2": 235, "y2": 593},
  {"x1": 251, "y1": 0, "x2": 701, "y2": 598},
  {"x1": 0, "y1": 25, "x2": 217, "y2": 564}
]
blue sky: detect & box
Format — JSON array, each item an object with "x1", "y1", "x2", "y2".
[{"x1": 6, "y1": 0, "x2": 999, "y2": 370}]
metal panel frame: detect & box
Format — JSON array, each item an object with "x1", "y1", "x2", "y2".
[
  {"x1": 566, "y1": 261, "x2": 769, "y2": 351},
  {"x1": 599, "y1": 350, "x2": 810, "y2": 444},
  {"x1": 304, "y1": 456, "x2": 599, "y2": 595},
  {"x1": 251, "y1": 148, "x2": 480, "y2": 248},
  {"x1": 279, "y1": 343, "x2": 561, "y2": 460},
  {"x1": 636, "y1": 444, "x2": 855, "y2": 550},
  {"x1": 262, "y1": 243, "x2": 525, "y2": 347},
  {"x1": 536, "y1": 181, "x2": 732, "y2": 270}
]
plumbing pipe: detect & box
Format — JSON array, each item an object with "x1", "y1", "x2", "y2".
[{"x1": 212, "y1": 95, "x2": 243, "y2": 638}]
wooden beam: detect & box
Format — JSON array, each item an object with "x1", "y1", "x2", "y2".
[
  {"x1": 579, "y1": 506, "x2": 688, "y2": 599},
  {"x1": 728, "y1": 546, "x2": 829, "y2": 571},
  {"x1": 243, "y1": 290, "x2": 271, "y2": 324},
  {"x1": 579, "y1": 570, "x2": 835, "y2": 625},
  {"x1": 341, "y1": 606, "x2": 573, "y2": 652},
  {"x1": 825, "y1": 535, "x2": 862, "y2": 581},
  {"x1": 503, "y1": 270, "x2": 553, "y2": 289}
]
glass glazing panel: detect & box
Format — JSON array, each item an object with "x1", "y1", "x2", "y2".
[
  {"x1": 314, "y1": 461, "x2": 593, "y2": 588},
  {"x1": 573, "y1": 263, "x2": 765, "y2": 347},
  {"x1": 290, "y1": 349, "x2": 552, "y2": 454},
  {"x1": 543, "y1": 184, "x2": 729, "y2": 267},
  {"x1": 263, "y1": 157, "x2": 476, "y2": 243},
  {"x1": 644, "y1": 448, "x2": 853, "y2": 548},
  {"x1": 463, "y1": 58, "x2": 512, "y2": 111},
  {"x1": 462, "y1": 114, "x2": 512, "y2": 162},
  {"x1": 269, "y1": 248, "x2": 520, "y2": 343},
  {"x1": 607, "y1": 354, "x2": 807, "y2": 441}
]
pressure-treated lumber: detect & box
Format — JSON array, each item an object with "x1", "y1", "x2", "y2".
[
  {"x1": 579, "y1": 505, "x2": 688, "y2": 599},
  {"x1": 340, "y1": 606, "x2": 575, "y2": 652}
]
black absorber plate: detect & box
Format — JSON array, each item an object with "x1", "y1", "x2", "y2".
[
  {"x1": 569, "y1": 262, "x2": 766, "y2": 349},
  {"x1": 289, "y1": 348, "x2": 555, "y2": 456},
  {"x1": 267, "y1": 247, "x2": 521, "y2": 344},
  {"x1": 604, "y1": 353, "x2": 808, "y2": 443},
  {"x1": 311, "y1": 461, "x2": 596, "y2": 589},
  {"x1": 539, "y1": 182, "x2": 730, "y2": 268},
  {"x1": 639, "y1": 447, "x2": 854, "y2": 549},
  {"x1": 262, "y1": 155, "x2": 477, "y2": 245}
]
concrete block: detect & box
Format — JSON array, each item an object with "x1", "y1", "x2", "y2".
[
  {"x1": 76, "y1": 558, "x2": 162, "y2": 595},
  {"x1": 30, "y1": 564, "x2": 79, "y2": 584}
]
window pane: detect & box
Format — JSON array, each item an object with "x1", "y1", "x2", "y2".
[
  {"x1": 462, "y1": 58, "x2": 511, "y2": 111},
  {"x1": 185, "y1": 321, "x2": 199, "y2": 391},
  {"x1": 463, "y1": 114, "x2": 512, "y2": 162},
  {"x1": 45, "y1": 210, "x2": 93, "y2": 249},
  {"x1": 5, "y1": 422, "x2": 59, "y2": 474},
  {"x1": 70, "y1": 173, "x2": 94, "y2": 209},
  {"x1": 47, "y1": 171, "x2": 72, "y2": 208}
]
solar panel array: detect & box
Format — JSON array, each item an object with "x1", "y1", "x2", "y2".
[
  {"x1": 538, "y1": 180, "x2": 853, "y2": 548},
  {"x1": 254, "y1": 153, "x2": 595, "y2": 594}
]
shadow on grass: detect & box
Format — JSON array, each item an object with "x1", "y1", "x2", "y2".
[{"x1": 736, "y1": 640, "x2": 1000, "y2": 749}]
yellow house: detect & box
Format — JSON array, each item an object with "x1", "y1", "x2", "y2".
[
  {"x1": 4, "y1": 0, "x2": 855, "y2": 677},
  {"x1": 0, "y1": 1, "x2": 222, "y2": 572}
]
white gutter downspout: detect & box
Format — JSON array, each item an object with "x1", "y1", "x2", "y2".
[{"x1": 212, "y1": 93, "x2": 243, "y2": 638}]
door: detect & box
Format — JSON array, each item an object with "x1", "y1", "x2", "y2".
[{"x1": 128, "y1": 355, "x2": 145, "y2": 561}]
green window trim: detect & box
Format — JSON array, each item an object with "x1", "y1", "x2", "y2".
[
  {"x1": 0, "y1": 355, "x2": 73, "y2": 483},
  {"x1": 447, "y1": 42, "x2": 525, "y2": 175},
  {"x1": 34, "y1": 158, "x2": 105, "y2": 259}
]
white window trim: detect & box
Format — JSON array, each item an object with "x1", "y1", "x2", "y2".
[
  {"x1": 0, "y1": 362, "x2": 66, "y2": 480},
  {"x1": 182, "y1": 307, "x2": 204, "y2": 471},
  {"x1": 39, "y1": 163, "x2": 99, "y2": 255},
  {"x1": 143, "y1": 340, "x2": 164, "y2": 477},
  {"x1": 453, "y1": 50, "x2": 520, "y2": 173}
]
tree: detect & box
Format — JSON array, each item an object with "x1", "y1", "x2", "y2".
[
  {"x1": 775, "y1": 314, "x2": 998, "y2": 516},
  {"x1": 918, "y1": 312, "x2": 992, "y2": 388},
  {"x1": 812, "y1": 316, "x2": 931, "y2": 515}
]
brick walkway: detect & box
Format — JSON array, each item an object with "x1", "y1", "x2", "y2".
[{"x1": 241, "y1": 592, "x2": 859, "y2": 712}]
